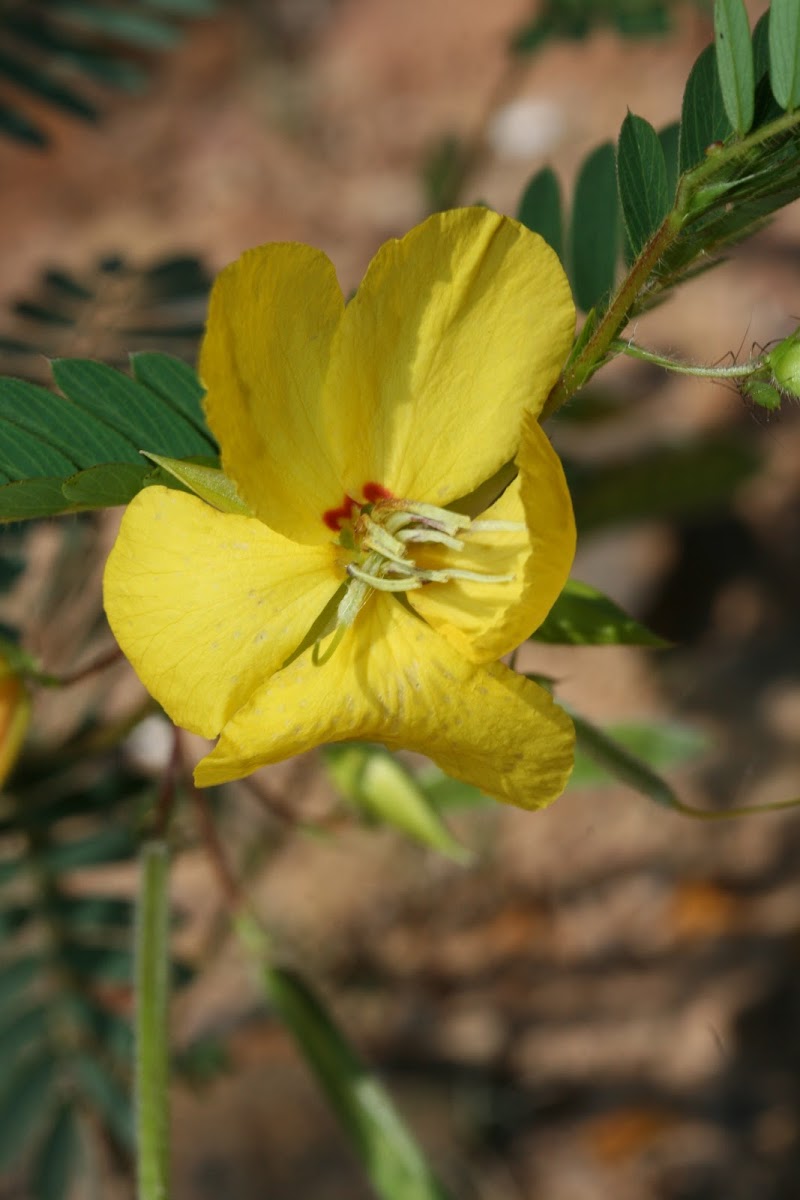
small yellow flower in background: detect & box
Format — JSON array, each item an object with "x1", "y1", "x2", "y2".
[
  {"x1": 104, "y1": 207, "x2": 577, "y2": 808},
  {"x1": 0, "y1": 656, "x2": 30, "y2": 789}
]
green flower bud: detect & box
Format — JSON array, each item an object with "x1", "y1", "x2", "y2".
[
  {"x1": 767, "y1": 332, "x2": 800, "y2": 399},
  {"x1": 742, "y1": 377, "x2": 782, "y2": 411}
]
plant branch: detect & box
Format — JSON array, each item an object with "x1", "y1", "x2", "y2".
[
  {"x1": 135, "y1": 843, "x2": 171, "y2": 1200},
  {"x1": 35, "y1": 644, "x2": 124, "y2": 688},
  {"x1": 542, "y1": 104, "x2": 800, "y2": 419},
  {"x1": 189, "y1": 782, "x2": 242, "y2": 911}
]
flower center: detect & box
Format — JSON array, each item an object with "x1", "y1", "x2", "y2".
[{"x1": 312, "y1": 484, "x2": 522, "y2": 663}]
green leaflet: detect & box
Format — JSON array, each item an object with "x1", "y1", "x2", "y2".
[
  {"x1": 570, "y1": 712, "x2": 707, "y2": 805},
  {"x1": 130, "y1": 351, "x2": 212, "y2": 442},
  {"x1": 30, "y1": 1106, "x2": 80, "y2": 1200},
  {"x1": 617, "y1": 111, "x2": 670, "y2": 254},
  {"x1": 714, "y1": 0, "x2": 754, "y2": 135},
  {"x1": 517, "y1": 166, "x2": 563, "y2": 259},
  {"x1": 0, "y1": 1053, "x2": 58, "y2": 1169},
  {"x1": 61, "y1": 463, "x2": 152, "y2": 509},
  {"x1": 769, "y1": 0, "x2": 800, "y2": 110},
  {"x1": 142, "y1": 453, "x2": 251, "y2": 516},
  {"x1": 50, "y1": 359, "x2": 211, "y2": 456},
  {"x1": 256, "y1": 957, "x2": 453, "y2": 1200},
  {"x1": 532, "y1": 579, "x2": 667, "y2": 646},
  {"x1": 569, "y1": 141, "x2": 619, "y2": 311},
  {"x1": 658, "y1": 120, "x2": 680, "y2": 201},
  {"x1": 679, "y1": 43, "x2": 732, "y2": 171}
]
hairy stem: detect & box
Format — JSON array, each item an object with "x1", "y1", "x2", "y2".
[
  {"x1": 612, "y1": 339, "x2": 763, "y2": 378},
  {"x1": 135, "y1": 843, "x2": 171, "y2": 1200}
]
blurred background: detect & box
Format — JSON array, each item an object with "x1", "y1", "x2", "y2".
[{"x1": 1, "y1": 1, "x2": 800, "y2": 1197}]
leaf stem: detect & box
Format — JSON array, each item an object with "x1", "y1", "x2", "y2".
[
  {"x1": 612, "y1": 339, "x2": 762, "y2": 378},
  {"x1": 135, "y1": 842, "x2": 171, "y2": 1200}
]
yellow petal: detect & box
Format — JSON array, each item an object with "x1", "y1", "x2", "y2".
[
  {"x1": 322, "y1": 207, "x2": 575, "y2": 506},
  {"x1": 103, "y1": 487, "x2": 341, "y2": 738},
  {"x1": 0, "y1": 670, "x2": 30, "y2": 788},
  {"x1": 195, "y1": 597, "x2": 574, "y2": 810},
  {"x1": 200, "y1": 243, "x2": 346, "y2": 544},
  {"x1": 408, "y1": 417, "x2": 576, "y2": 662}
]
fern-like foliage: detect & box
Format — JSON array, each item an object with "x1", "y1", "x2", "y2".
[
  {"x1": 425, "y1": 0, "x2": 709, "y2": 214},
  {"x1": 0, "y1": 252, "x2": 211, "y2": 383},
  {"x1": 0, "y1": 0, "x2": 216, "y2": 147},
  {"x1": 511, "y1": 0, "x2": 710, "y2": 53},
  {"x1": 0, "y1": 352, "x2": 217, "y2": 521},
  {"x1": 0, "y1": 748, "x2": 157, "y2": 1197}
]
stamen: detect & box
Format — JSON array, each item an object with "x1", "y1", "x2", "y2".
[
  {"x1": 347, "y1": 564, "x2": 422, "y2": 592},
  {"x1": 361, "y1": 516, "x2": 409, "y2": 566},
  {"x1": 416, "y1": 567, "x2": 515, "y2": 585},
  {"x1": 444, "y1": 568, "x2": 515, "y2": 584},
  {"x1": 396, "y1": 528, "x2": 465, "y2": 551},
  {"x1": 312, "y1": 623, "x2": 347, "y2": 666},
  {"x1": 383, "y1": 511, "x2": 417, "y2": 535},
  {"x1": 469, "y1": 520, "x2": 525, "y2": 533},
  {"x1": 336, "y1": 575, "x2": 372, "y2": 627},
  {"x1": 401, "y1": 502, "x2": 471, "y2": 534}
]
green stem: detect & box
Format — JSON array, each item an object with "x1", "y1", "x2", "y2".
[
  {"x1": 612, "y1": 339, "x2": 763, "y2": 378},
  {"x1": 542, "y1": 105, "x2": 800, "y2": 419},
  {"x1": 135, "y1": 842, "x2": 171, "y2": 1200}
]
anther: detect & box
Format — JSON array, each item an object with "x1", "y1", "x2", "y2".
[{"x1": 361, "y1": 516, "x2": 410, "y2": 566}]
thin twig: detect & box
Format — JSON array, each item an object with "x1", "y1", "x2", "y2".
[
  {"x1": 37, "y1": 644, "x2": 124, "y2": 688},
  {"x1": 189, "y1": 781, "x2": 242, "y2": 911}
]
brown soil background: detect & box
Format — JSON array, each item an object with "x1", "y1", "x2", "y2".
[{"x1": 2, "y1": 1, "x2": 800, "y2": 1198}]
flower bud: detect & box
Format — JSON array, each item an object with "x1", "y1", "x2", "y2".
[
  {"x1": 767, "y1": 332, "x2": 800, "y2": 399},
  {"x1": 741, "y1": 377, "x2": 782, "y2": 411}
]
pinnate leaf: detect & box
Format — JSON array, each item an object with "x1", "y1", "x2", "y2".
[{"x1": 0, "y1": 354, "x2": 215, "y2": 522}]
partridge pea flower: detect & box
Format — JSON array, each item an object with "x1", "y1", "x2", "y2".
[{"x1": 104, "y1": 208, "x2": 577, "y2": 808}]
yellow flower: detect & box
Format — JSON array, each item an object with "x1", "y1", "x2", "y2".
[
  {"x1": 0, "y1": 659, "x2": 30, "y2": 788},
  {"x1": 104, "y1": 208, "x2": 577, "y2": 808}
]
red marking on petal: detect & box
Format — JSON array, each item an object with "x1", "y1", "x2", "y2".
[
  {"x1": 323, "y1": 495, "x2": 357, "y2": 531},
  {"x1": 363, "y1": 482, "x2": 393, "y2": 503}
]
